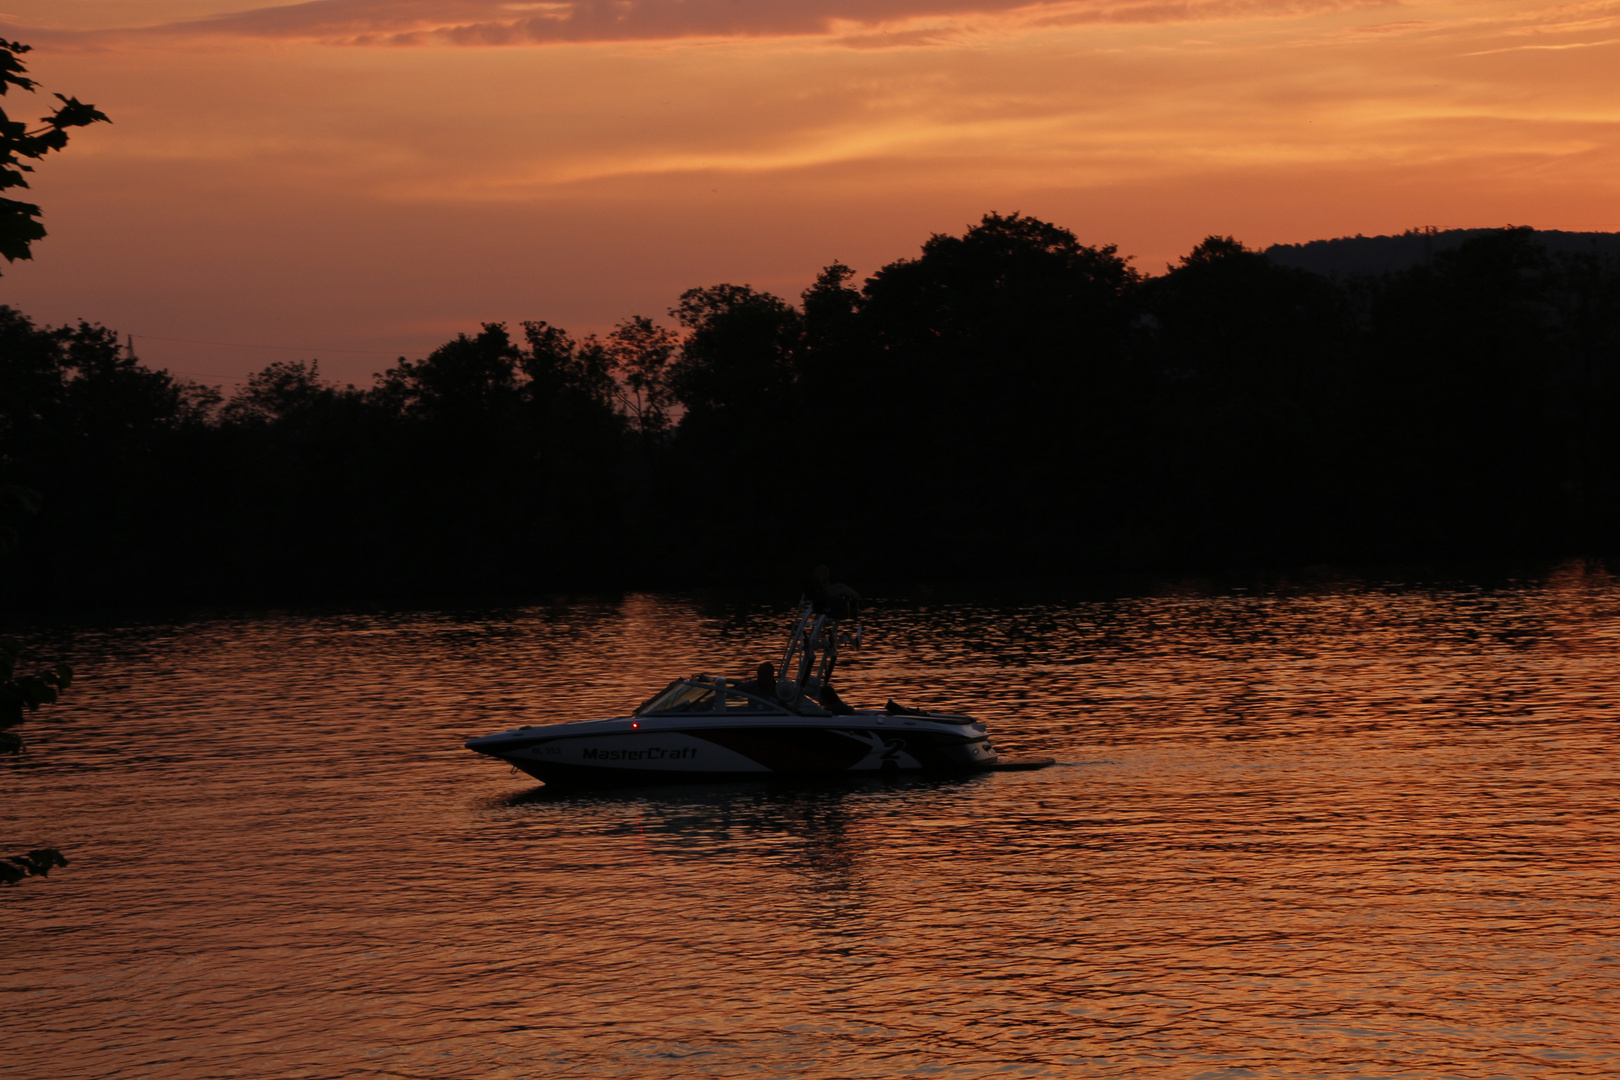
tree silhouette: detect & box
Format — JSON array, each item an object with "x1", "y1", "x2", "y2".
[
  {"x1": 1136, "y1": 235, "x2": 1356, "y2": 564},
  {"x1": 588, "y1": 315, "x2": 678, "y2": 439},
  {"x1": 6, "y1": 219, "x2": 1620, "y2": 603},
  {"x1": 521, "y1": 320, "x2": 616, "y2": 416},
  {"x1": 667, "y1": 284, "x2": 803, "y2": 425},
  {"x1": 373, "y1": 322, "x2": 523, "y2": 425},
  {"x1": 222, "y1": 359, "x2": 348, "y2": 426},
  {"x1": 803, "y1": 212, "x2": 1141, "y2": 572}
]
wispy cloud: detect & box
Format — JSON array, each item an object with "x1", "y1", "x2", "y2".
[
  {"x1": 11, "y1": 0, "x2": 1400, "y2": 46},
  {"x1": 1464, "y1": 35, "x2": 1620, "y2": 53}
]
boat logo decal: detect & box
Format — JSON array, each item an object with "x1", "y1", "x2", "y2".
[{"x1": 581, "y1": 746, "x2": 699, "y2": 762}]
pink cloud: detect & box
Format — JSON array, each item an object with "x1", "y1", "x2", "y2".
[
  {"x1": 143, "y1": 0, "x2": 1006, "y2": 43},
  {"x1": 7, "y1": 0, "x2": 1401, "y2": 46},
  {"x1": 1029, "y1": 0, "x2": 1396, "y2": 29}
]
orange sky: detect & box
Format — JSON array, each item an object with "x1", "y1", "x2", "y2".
[{"x1": 2, "y1": 0, "x2": 1617, "y2": 386}]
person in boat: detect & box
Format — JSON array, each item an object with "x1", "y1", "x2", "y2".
[
  {"x1": 739, "y1": 662, "x2": 779, "y2": 701},
  {"x1": 817, "y1": 679, "x2": 855, "y2": 716},
  {"x1": 808, "y1": 565, "x2": 860, "y2": 621}
]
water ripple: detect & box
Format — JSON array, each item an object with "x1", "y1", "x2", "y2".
[{"x1": 5, "y1": 571, "x2": 1620, "y2": 1077}]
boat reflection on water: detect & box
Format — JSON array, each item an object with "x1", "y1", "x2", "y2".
[
  {"x1": 487, "y1": 771, "x2": 992, "y2": 880},
  {"x1": 492, "y1": 769, "x2": 989, "y2": 810},
  {"x1": 479, "y1": 780, "x2": 978, "y2": 893}
]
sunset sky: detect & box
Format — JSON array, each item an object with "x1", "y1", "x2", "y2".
[{"x1": 2, "y1": 0, "x2": 1617, "y2": 386}]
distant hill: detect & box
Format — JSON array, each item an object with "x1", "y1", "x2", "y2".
[{"x1": 1265, "y1": 228, "x2": 1620, "y2": 277}]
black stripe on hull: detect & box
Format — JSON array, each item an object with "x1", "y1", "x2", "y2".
[{"x1": 504, "y1": 756, "x2": 996, "y2": 789}]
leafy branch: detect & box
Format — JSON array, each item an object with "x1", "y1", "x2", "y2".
[
  {"x1": 0, "y1": 848, "x2": 67, "y2": 886},
  {"x1": 0, "y1": 637, "x2": 73, "y2": 886},
  {"x1": 1, "y1": 484, "x2": 74, "y2": 885},
  {"x1": 0, "y1": 634, "x2": 73, "y2": 755},
  {"x1": 0, "y1": 38, "x2": 111, "y2": 268}
]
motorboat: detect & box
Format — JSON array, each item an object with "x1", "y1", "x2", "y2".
[{"x1": 465, "y1": 599, "x2": 1003, "y2": 787}]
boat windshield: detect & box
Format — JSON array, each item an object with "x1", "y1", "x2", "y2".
[{"x1": 636, "y1": 681, "x2": 718, "y2": 716}]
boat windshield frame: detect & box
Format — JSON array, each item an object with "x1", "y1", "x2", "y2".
[{"x1": 634, "y1": 676, "x2": 796, "y2": 717}]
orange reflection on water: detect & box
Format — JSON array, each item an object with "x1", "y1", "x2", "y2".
[{"x1": 5, "y1": 568, "x2": 1620, "y2": 1078}]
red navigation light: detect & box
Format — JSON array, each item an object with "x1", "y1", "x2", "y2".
[{"x1": 631, "y1": 721, "x2": 640, "y2": 730}]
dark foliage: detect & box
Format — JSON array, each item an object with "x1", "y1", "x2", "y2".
[
  {"x1": 1267, "y1": 226, "x2": 1620, "y2": 277},
  {"x1": 0, "y1": 38, "x2": 109, "y2": 268},
  {"x1": 0, "y1": 847, "x2": 67, "y2": 886},
  {"x1": 1, "y1": 627, "x2": 72, "y2": 887},
  {"x1": 4, "y1": 218, "x2": 1620, "y2": 605},
  {"x1": 0, "y1": 631, "x2": 72, "y2": 753}
]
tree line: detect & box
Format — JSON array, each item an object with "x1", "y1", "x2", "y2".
[{"x1": 4, "y1": 215, "x2": 1620, "y2": 607}]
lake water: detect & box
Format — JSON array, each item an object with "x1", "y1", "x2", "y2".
[{"x1": 4, "y1": 568, "x2": 1619, "y2": 1079}]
